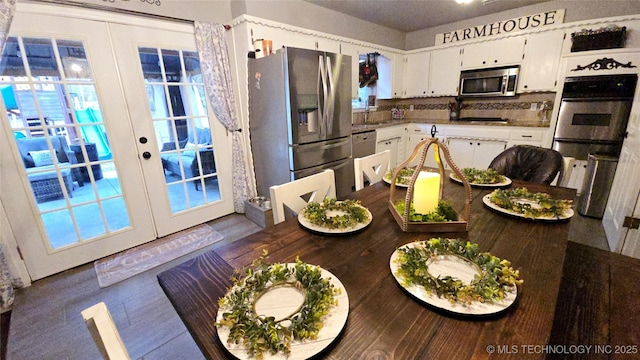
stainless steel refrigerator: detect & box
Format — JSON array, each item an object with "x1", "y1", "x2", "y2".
[{"x1": 248, "y1": 47, "x2": 354, "y2": 199}]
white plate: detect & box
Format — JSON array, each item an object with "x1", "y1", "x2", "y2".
[
  {"x1": 216, "y1": 264, "x2": 349, "y2": 359},
  {"x1": 482, "y1": 194, "x2": 574, "y2": 221},
  {"x1": 389, "y1": 242, "x2": 518, "y2": 316},
  {"x1": 449, "y1": 172, "x2": 512, "y2": 188},
  {"x1": 298, "y1": 203, "x2": 372, "y2": 234},
  {"x1": 382, "y1": 174, "x2": 410, "y2": 188}
]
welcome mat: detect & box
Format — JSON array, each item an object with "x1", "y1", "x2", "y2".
[{"x1": 94, "y1": 224, "x2": 223, "y2": 288}]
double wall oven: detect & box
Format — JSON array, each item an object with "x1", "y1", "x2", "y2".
[
  {"x1": 552, "y1": 74, "x2": 637, "y2": 160},
  {"x1": 552, "y1": 74, "x2": 637, "y2": 217}
]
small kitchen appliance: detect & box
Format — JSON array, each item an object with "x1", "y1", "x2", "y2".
[{"x1": 458, "y1": 65, "x2": 519, "y2": 98}]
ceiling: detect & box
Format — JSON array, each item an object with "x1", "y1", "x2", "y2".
[{"x1": 303, "y1": 0, "x2": 554, "y2": 33}]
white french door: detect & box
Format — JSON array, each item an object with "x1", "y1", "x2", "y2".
[
  {"x1": 0, "y1": 3, "x2": 233, "y2": 279},
  {"x1": 108, "y1": 20, "x2": 234, "y2": 236},
  {"x1": 603, "y1": 75, "x2": 640, "y2": 258}
]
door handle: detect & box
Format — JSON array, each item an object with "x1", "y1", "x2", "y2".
[{"x1": 142, "y1": 151, "x2": 152, "y2": 159}]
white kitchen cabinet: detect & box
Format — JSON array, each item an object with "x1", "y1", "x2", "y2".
[
  {"x1": 507, "y1": 128, "x2": 546, "y2": 147},
  {"x1": 376, "y1": 51, "x2": 393, "y2": 100},
  {"x1": 341, "y1": 43, "x2": 361, "y2": 99},
  {"x1": 248, "y1": 23, "x2": 289, "y2": 54},
  {"x1": 376, "y1": 125, "x2": 406, "y2": 167},
  {"x1": 518, "y1": 30, "x2": 565, "y2": 92},
  {"x1": 392, "y1": 53, "x2": 405, "y2": 98},
  {"x1": 446, "y1": 137, "x2": 508, "y2": 170},
  {"x1": 461, "y1": 36, "x2": 526, "y2": 69},
  {"x1": 288, "y1": 32, "x2": 340, "y2": 53},
  {"x1": 405, "y1": 124, "x2": 443, "y2": 168},
  {"x1": 377, "y1": 137, "x2": 401, "y2": 168},
  {"x1": 429, "y1": 46, "x2": 462, "y2": 96},
  {"x1": 403, "y1": 51, "x2": 431, "y2": 97}
]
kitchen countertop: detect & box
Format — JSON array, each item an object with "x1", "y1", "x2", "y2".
[{"x1": 352, "y1": 119, "x2": 551, "y2": 133}]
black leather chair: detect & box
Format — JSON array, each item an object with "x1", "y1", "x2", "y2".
[{"x1": 489, "y1": 145, "x2": 564, "y2": 185}]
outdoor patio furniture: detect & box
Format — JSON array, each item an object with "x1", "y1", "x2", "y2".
[
  {"x1": 160, "y1": 127, "x2": 216, "y2": 190},
  {"x1": 16, "y1": 135, "x2": 81, "y2": 202}
]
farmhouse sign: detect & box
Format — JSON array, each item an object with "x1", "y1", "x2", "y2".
[{"x1": 436, "y1": 9, "x2": 565, "y2": 45}]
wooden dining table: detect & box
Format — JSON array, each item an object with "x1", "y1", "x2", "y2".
[{"x1": 158, "y1": 178, "x2": 576, "y2": 359}]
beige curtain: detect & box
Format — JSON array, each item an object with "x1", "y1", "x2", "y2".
[
  {"x1": 194, "y1": 21, "x2": 252, "y2": 213},
  {"x1": 0, "y1": 0, "x2": 16, "y2": 309}
]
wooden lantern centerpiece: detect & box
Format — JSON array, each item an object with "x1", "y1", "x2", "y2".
[{"x1": 388, "y1": 126, "x2": 472, "y2": 232}]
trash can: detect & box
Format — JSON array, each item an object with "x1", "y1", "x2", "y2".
[{"x1": 578, "y1": 154, "x2": 619, "y2": 218}]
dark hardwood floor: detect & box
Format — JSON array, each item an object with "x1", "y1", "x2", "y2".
[{"x1": 4, "y1": 212, "x2": 611, "y2": 360}]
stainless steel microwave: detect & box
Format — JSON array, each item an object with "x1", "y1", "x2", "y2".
[{"x1": 459, "y1": 66, "x2": 519, "y2": 97}]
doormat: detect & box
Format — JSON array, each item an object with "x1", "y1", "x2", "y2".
[{"x1": 94, "y1": 224, "x2": 223, "y2": 288}]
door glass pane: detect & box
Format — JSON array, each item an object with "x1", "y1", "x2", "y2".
[
  {"x1": 1, "y1": 36, "x2": 130, "y2": 250},
  {"x1": 141, "y1": 47, "x2": 220, "y2": 214}
]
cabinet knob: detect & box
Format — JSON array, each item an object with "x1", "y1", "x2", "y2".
[
  {"x1": 142, "y1": 151, "x2": 152, "y2": 159},
  {"x1": 494, "y1": 59, "x2": 498, "y2": 63},
  {"x1": 482, "y1": 61, "x2": 486, "y2": 64}
]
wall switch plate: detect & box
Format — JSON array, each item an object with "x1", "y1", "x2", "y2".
[
  {"x1": 530, "y1": 103, "x2": 538, "y2": 111},
  {"x1": 410, "y1": 105, "x2": 414, "y2": 111}
]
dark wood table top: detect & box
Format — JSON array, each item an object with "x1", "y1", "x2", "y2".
[{"x1": 158, "y1": 179, "x2": 577, "y2": 359}]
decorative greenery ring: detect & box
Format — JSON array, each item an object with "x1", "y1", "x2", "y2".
[
  {"x1": 489, "y1": 187, "x2": 573, "y2": 219},
  {"x1": 383, "y1": 167, "x2": 415, "y2": 186},
  {"x1": 394, "y1": 238, "x2": 523, "y2": 305},
  {"x1": 452, "y1": 168, "x2": 506, "y2": 184},
  {"x1": 301, "y1": 197, "x2": 370, "y2": 229},
  {"x1": 216, "y1": 254, "x2": 341, "y2": 358}
]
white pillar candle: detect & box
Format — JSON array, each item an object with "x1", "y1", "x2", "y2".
[{"x1": 413, "y1": 171, "x2": 440, "y2": 214}]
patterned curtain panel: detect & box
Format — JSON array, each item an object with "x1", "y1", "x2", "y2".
[
  {"x1": 0, "y1": 0, "x2": 16, "y2": 309},
  {"x1": 194, "y1": 21, "x2": 252, "y2": 213}
]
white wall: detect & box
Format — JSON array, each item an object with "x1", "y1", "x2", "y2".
[
  {"x1": 235, "y1": 0, "x2": 406, "y2": 49},
  {"x1": 406, "y1": 0, "x2": 640, "y2": 50},
  {"x1": 30, "y1": 0, "x2": 234, "y2": 23},
  {"x1": 38, "y1": 0, "x2": 406, "y2": 49}
]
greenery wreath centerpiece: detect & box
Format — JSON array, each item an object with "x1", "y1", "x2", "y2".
[
  {"x1": 216, "y1": 252, "x2": 341, "y2": 358},
  {"x1": 489, "y1": 187, "x2": 573, "y2": 219},
  {"x1": 301, "y1": 197, "x2": 370, "y2": 229},
  {"x1": 383, "y1": 167, "x2": 415, "y2": 186},
  {"x1": 393, "y1": 238, "x2": 523, "y2": 305},
  {"x1": 452, "y1": 168, "x2": 506, "y2": 184}
]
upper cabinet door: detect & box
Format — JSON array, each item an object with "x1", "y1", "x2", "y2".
[
  {"x1": 392, "y1": 53, "x2": 405, "y2": 98},
  {"x1": 518, "y1": 30, "x2": 565, "y2": 92},
  {"x1": 288, "y1": 33, "x2": 341, "y2": 53},
  {"x1": 249, "y1": 24, "x2": 288, "y2": 54},
  {"x1": 376, "y1": 51, "x2": 393, "y2": 99},
  {"x1": 461, "y1": 36, "x2": 525, "y2": 69},
  {"x1": 340, "y1": 43, "x2": 360, "y2": 98},
  {"x1": 429, "y1": 46, "x2": 462, "y2": 96},
  {"x1": 404, "y1": 51, "x2": 431, "y2": 97}
]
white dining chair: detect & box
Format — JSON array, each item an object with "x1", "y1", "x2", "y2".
[
  {"x1": 81, "y1": 302, "x2": 131, "y2": 360},
  {"x1": 354, "y1": 150, "x2": 391, "y2": 190},
  {"x1": 269, "y1": 169, "x2": 336, "y2": 224}
]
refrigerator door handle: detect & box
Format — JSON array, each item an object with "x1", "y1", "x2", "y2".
[
  {"x1": 317, "y1": 55, "x2": 328, "y2": 139},
  {"x1": 325, "y1": 56, "x2": 335, "y2": 134}
]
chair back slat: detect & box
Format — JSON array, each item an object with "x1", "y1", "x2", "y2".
[
  {"x1": 354, "y1": 150, "x2": 391, "y2": 190},
  {"x1": 81, "y1": 302, "x2": 130, "y2": 360},
  {"x1": 269, "y1": 169, "x2": 336, "y2": 224}
]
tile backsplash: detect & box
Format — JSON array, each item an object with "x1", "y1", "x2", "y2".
[{"x1": 353, "y1": 93, "x2": 556, "y2": 125}]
